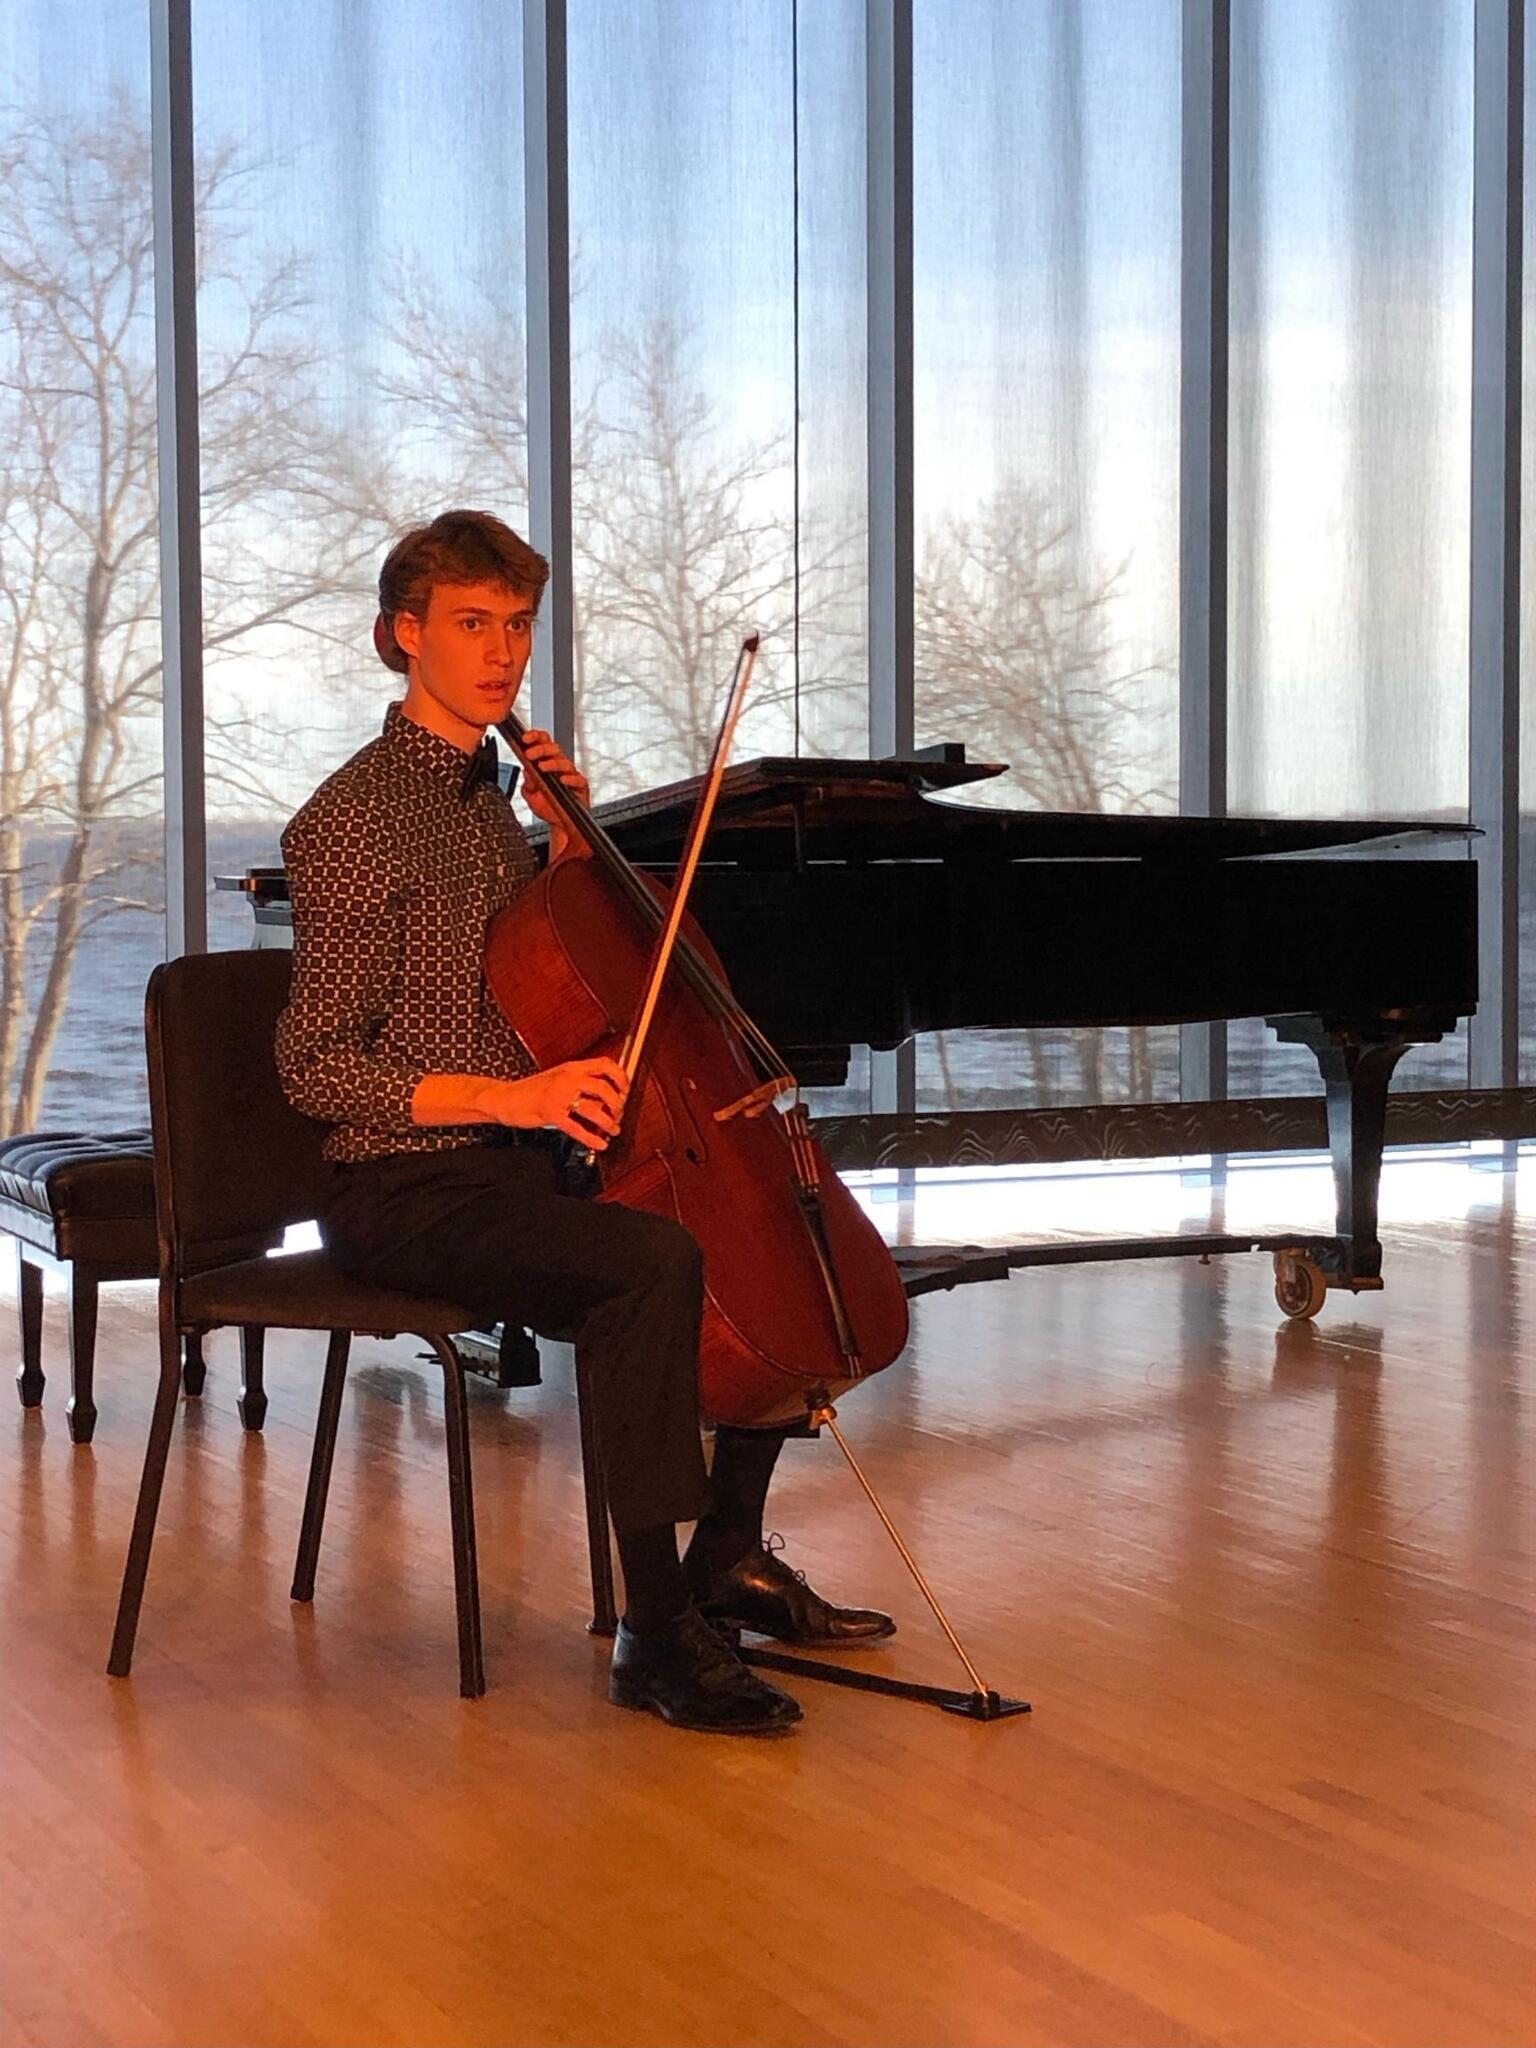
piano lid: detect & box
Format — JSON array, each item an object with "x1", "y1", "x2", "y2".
[{"x1": 571, "y1": 749, "x2": 1478, "y2": 868}]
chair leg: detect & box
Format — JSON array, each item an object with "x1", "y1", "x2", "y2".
[
  {"x1": 291, "y1": 1330, "x2": 349, "y2": 1603},
  {"x1": 574, "y1": 1356, "x2": 618, "y2": 1636},
  {"x1": 238, "y1": 1326, "x2": 268, "y2": 1432},
  {"x1": 429, "y1": 1336, "x2": 485, "y2": 1699},
  {"x1": 66, "y1": 1264, "x2": 99, "y2": 1444},
  {"x1": 15, "y1": 1244, "x2": 43, "y2": 1410},
  {"x1": 181, "y1": 1330, "x2": 206, "y2": 1396},
  {"x1": 108, "y1": 1302, "x2": 185, "y2": 1677}
]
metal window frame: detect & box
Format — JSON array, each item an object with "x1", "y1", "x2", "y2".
[
  {"x1": 866, "y1": 0, "x2": 914, "y2": 765},
  {"x1": 151, "y1": 0, "x2": 206, "y2": 958},
  {"x1": 523, "y1": 0, "x2": 576, "y2": 751},
  {"x1": 1470, "y1": 0, "x2": 1524, "y2": 1091},
  {"x1": 866, "y1": 0, "x2": 915, "y2": 1122},
  {"x1": 1179, "y1": 0, "x2": 1231, "y2": 1104}
]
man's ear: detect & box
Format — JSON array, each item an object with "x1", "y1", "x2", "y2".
[{"x1": 392, "y1": 608, "x2": 423, "y2": 662}]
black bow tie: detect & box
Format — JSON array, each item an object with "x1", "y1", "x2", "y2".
[{"x1": 460, "y1": 739, "x2": 512, "y2": 803}]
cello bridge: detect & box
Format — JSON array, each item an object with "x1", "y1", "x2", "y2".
[{"x1": 712, "y1": 1075, "x2": 797, "y2": 1124}]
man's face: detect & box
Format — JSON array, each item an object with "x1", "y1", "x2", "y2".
[{"x1": 395, "y1": 579, "x2": 537, "y2": 733}]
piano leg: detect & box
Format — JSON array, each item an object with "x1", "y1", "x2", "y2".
[{"x1": 1267, "y1": 1012, "x2": 1451, "y2": 1293}]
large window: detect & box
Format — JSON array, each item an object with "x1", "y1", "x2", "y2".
[
  {"x1": 0, "y1": 2, "x2": 163, "y2": 1133},
  {"x1": 2, "y1": 0, "x2": 1531, "y2": 1137},
  {"x1": 1228, "y1": 0, "x2": 1475, "y2": 1095},
  {"x1": 912, "y1": 0, "x2": 1182, "y2": 1111},
  {"x1": 193, "y1": 0, "x2": 530, "y2": 956},
  {"x1": 566, "y1": 0, "x2": 868, "y2": 803}
]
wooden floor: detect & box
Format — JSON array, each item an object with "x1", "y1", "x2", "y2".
[{"x1": 2, "y1": 1156, "x2": 1532, "y2": 2048}]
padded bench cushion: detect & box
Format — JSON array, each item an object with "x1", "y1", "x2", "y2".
[{"x1": 0, "y1": 1130, "x2": 157, "y2": 1267}]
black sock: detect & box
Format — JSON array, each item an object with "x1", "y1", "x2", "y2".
[
  {"x1": 615, "y1": 1522, "x2": 691, "y2": 1637},
  {"x1": 683, "y1": 1425, "x2": 786, "y2": 1590}
]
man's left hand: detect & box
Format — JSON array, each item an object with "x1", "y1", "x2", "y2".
[{"x1": 520, "y1": 729, "x2": 592, "y2": 857}]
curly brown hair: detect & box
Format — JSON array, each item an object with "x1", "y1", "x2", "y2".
[{"x1": 373, "y1": 509, "x2": 550, "y2": 674}]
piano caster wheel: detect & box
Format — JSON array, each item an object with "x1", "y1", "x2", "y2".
[{"x1": 1274, "y1": 1251, "x2": 1327, "y2": 1321}]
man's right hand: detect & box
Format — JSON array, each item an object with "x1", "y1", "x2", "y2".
[{"x1": 476, "y1": 1058, "x2": 630, "y2": 1150}]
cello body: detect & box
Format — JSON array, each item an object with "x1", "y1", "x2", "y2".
[{"x1": 484, "y1": 853, "x2": 910, "y2": 1428}]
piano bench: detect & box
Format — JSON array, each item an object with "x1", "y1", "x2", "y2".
[{"x1": 1, "y1": 1131, "x2": 212, "y2": 1445}]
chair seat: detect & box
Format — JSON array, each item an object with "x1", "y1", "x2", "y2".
[
  {"x1": 0, "y1": 1130, "x2": 156, "y2": 1267},
  {"x1": 179, "y1": 1248, "x2": 479, "y2": 1335}
]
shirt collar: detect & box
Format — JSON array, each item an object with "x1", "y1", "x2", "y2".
[{"x1": 381, "y1": 700, "x2": 497, "y2": 801}]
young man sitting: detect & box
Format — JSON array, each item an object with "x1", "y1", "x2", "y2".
[{"x1": 276, "y1": 508, "x2": 894, "y2": 1734}]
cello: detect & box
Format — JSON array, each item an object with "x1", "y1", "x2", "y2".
[{"x1": 484, "y1": 637, "x2": 909, "y2": 1431}]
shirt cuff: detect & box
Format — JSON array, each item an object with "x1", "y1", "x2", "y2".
[{"x1": 381, "y1": 1062, "x2": 431, "y2": 1131}]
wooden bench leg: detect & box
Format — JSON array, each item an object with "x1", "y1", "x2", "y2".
[
  {"x1": 181, "y1": 1330, "x2": 206, "y2": 1396},
  {"x1": 66, "y1": 1264, "x2": 99, "y2": 1444},
  {"x1": 15, "y1": 1243, "x2": 43, "y2": 1410},
  {"x1": 238, "y1": 1326, "x2": 268, "y2": 1432}
]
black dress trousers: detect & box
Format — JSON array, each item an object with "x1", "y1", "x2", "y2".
[{"x1": 320, "y1": 1139, "x2": 711, "y2": 1535}]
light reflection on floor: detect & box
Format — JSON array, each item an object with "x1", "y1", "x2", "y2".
[
  {"x1": 849, "y1": 1142, "x2": 1531, "y2": 1249},
  {"x1": 3, "y1": 1144, "x2": 1529, "y2": 1304}
]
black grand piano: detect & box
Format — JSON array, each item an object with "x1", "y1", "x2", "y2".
[{"x1": 220, "y1": 747, "x2": 1477, "y2": 1324}]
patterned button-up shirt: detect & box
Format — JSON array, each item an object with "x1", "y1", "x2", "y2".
[{"x1": 276, "y1": 701, "x2": 540, "y2": 1162}]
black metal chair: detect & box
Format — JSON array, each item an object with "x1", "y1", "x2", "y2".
[{"x1": 108, "y1": 948, "x2": 615, "y2": 1699}]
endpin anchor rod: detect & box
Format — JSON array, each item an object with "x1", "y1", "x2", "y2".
[
  {"x1": 808, "y1": 1398, "x2": 992, "y2": 1697},
  {"x1": 734, "y1": 1396, "x2": 1030, "y2": 1723}
]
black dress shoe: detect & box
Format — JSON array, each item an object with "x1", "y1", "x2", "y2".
[
  {"x1": 609, "y1": 1607, "x2": 803, "y2": 1734},
  {"x1": 694, "y1": 1538, "x2": 897, "y2": 1647}
]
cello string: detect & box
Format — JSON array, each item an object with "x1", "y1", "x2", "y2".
[
  {"x1": 498, "y1": 699, "x2": 790, "y2": 1081},
  {"x1": 501, "y1": 644, "x2": 784, "y2": 1090},
  {"x1": 503, "y1": 710, "x2": 808, "y2": 1181}
]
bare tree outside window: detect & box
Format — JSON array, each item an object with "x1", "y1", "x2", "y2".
[
  {"x1": 0, "y1": 102, "x2": 390, "y2": 1135},
  {"x1": 915, "y1": 484, "x2": 1177, "y2": 1109},
  {"x1": 917, "y1": 482, "x2": 1170, "y2": 815}
]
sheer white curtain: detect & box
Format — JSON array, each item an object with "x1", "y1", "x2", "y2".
[
  {"x1": 566, "y1": 0, "x2": 868, "y2": 803},
  {"x1": 1229, "y1": 0, "x2": 1474, "y2": 1093},
  {"x1": 192, "y1": 0, "x2": 530, "y2": 949},
  {"x1": 1, "y1": 0, "x2": 1518, "y2": 1130},
  {"x1": 911, "y1": 0, "x2": 1182, "y2": 1111}
]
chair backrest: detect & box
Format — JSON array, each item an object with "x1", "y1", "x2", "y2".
[{"x1": 146, "y1": 950, "x2": 332, "y2": 1279}]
